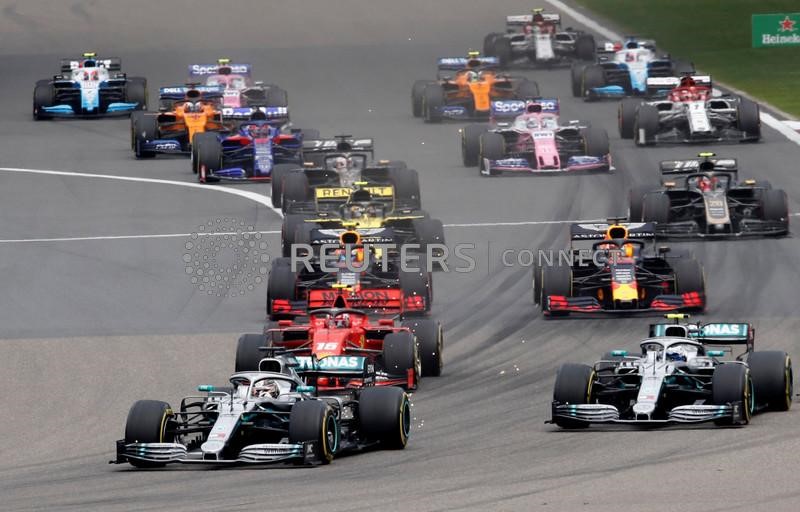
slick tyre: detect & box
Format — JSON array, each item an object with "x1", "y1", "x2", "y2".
[
  {"x1": 289, "y1": 400, "x2": 337, "y2": 464},
  {"x1": 281, "y1": 214, "x2": 312, "y2": 258},
  {"x1": 575, "y1": 34, "x2": 596, "y2": 61},
  {"x1": 388, "y1": 167, "x2": 421, "y2": 209},
  {"x1": 400, "y1": 264, "x2": 431, "y2": 315},
  {"x1": 125, "y1": 77, "x2": 148, "y2": 110},
  {"x1": 672, "y1": 258, "x2": 705, "y2": 307},
  {"x1": 402, "y1": 318, "x2": 443, "y2": 377},
  {"x1": 478, "y1": 132, "x2": 505, "y2": 176},
  {"x1": 540, "y1": 264, "x2": 572, "y2": 315},
  {"x1": 235, "y1": 334, "x2": 271, "y2": 372},
  {"x1": 267, "y1": 257, "x2": 297, "y2": 319},
  {"x1": 515, "y1": 80, "x2": 540, "y2": 100},
  {"x1": 642, "y1": 192, "x2": 671, "y2": 224},
  {"x1": 124, "y1": 400, "x2": 174, "y2": 468},
  {"x1": 582, "y1": 127, "x2": 609, "y2": 158},
  {"x1": 382, "y1": 331, "x2": 417, "y2": 387},
  {"x1": 133, "y1": 113, "x2": 158, "y2": 159},
  {"x1": 359, "y1": 387, "x2": 411, "y2": 449},
  {"x1": 281, "y1": 172, "x2": 310, "y2": 213},
  {"x1": 581, "y1": 65, "x2": 605, "y2": 99},
  {"x1": 712, "y1": 363, "x2": 753, "y2": 425},
  {"x1": 747, "y1": 351, "x2": 793, "y2": 412},
  {"x1": 33, "y1": 83, "x2": 54, "y2": 120},
  {"x1": 634, "y1": 105, "x2": 660, "y2": 146},
  {"x1": 570, "y1": 63, "x2": 586, "y2": 97},
  {"x1": 270, "y1": 163, "x2": 299, "y2": 209},
  {"x1": 423, "y1": 84, "x2": 445, "y2": 123},
  {"x1": 737, "y1": 97, "x2": 761, "y2": 141},
  {"x1": 628, "y1": 186, "x2": 651, "y2": 222},
  {"x1": 412, "y1": 80, "x2": 434, "y2": 118},
  {"x1": 618, "y1": 98, "x2": 640, "y2": 139},
  {"x1": 194, "y1": 132, "x2": 221, "y2": 182},
  {"x1": 552, "y1": 364, "x2": 594, "y2": 429},
  {"x1": 462, "y1": 123, "x2": 488, "y2": 166},
  {"x1": 762, "y1": 189, "x2": 788, "y2": 227}
]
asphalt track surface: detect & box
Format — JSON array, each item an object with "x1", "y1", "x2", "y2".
[{"x1": 2, "y1": 1, "x2": 800, "y2": 511}]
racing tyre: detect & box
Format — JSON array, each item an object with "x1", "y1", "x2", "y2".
[
  {"x1": 400, "y1": 265, "x2": 431, "y2": 315},
  {"x1": 582, "y1": 127, "x2": 609, "y2": 158},
  {"x1": 618, "y1": 98, "x2": 640, "y2": 139},
  {"x1": 570, "y1": 63, "x2": 586, "y2": 97},
  {"x1": 532, "y1": 262, "x2": 543, "y2": 305},
  {"x1": 671, "y1": 60, "x2": 695, "y2": 76},
  {"x1": 672, "y1": 258, "x2": 705, "y2": 300},
  {"x1": 124, "y1": 400, "x2": 174, "y2": 468},
  {"x1": 628, "y1": 185, "x2": 651, "y2": 221},
  {"x1": 575, "y1": 34, "x2": 596, "y2": 61},
  {"x1": 235, "y1": 334, "x2": 271, "y2": 372},
  {"x1": 462, "y1": 123, "x2": 488, "y2": 166},
  {"x1": 125, "y1": 77, "x2": 148, "y2": 110},
  {"x1": 281, "y1": 172, "x2": 311, "y2": 213},
  {"x1": 130, "y1": 111, "x2": 145, "y2": 150},
  {"x1": 540, "y1": 264, "x2": 572, "y2": 315},
  {"x1": 282, "y1": 214, "x2": 312, "y2": 258},
  {"x1": 747, "y1": 351, "x2": 792, "y2": 412},
  {"x1": 515, "y1": 80, "x2": 540, "y2": 100},
  {"x1": 289, "y1": 400, "x2": 337, "y2": 464},
  {"x1": 389, "y1": 167, "x2": 421, "y2": 209},
  {"x1": 359, "y1": 387, "x2": 411, "y2": 449},
  {"x1": 267, "y1": 257, "x2": 297, "y2": 319},
  {"x1": 270, "y1": 163, "x2": 300, "y2": 209},
  {"x1": 552, "y1": 364, "x2": 594, "y2": 429},
  {"x1": 412, "y1": 80, "x2": 434, "y2": 118},
  {"x1": 736, "y1": 97, "x2": 761, "y2": 141},
  {"x1": 478, "y1": 132, "x2": 505, "y2": 176},
  {"x1": 581, "y1": 65, "x2": 606, "y2": 99},
  {"x1": 642, "y1": 192, "x2": 670, "y2": 224},
  {"x1": 712, "y1": 363, "x2": 753, "y2": 425},
  {"x1": 194, "y1": 132, "x2": 221, "y2": 182},
  {"x1": 412, "y1": 217, "x2": 445, "y2": 255},
  {"x1": 483, "y1": 33, "x2": 500, "y2": 57},
  {"x1": 382, "y1": 332, "x2": 417, "y2": 387},
  {"x1": 265, "y1": 87, "x2": 288, "y2": 108},
  {"x1": 423, "y1": 84, "x2": 445, "y2": 123},
  {"x1": 133, "y1": 113, "x2": 158, "y2": 159},
  {"x1": 33, "y1": 83, "x2": 54, "y2": 120},
  {"x1": 633, "y1": 104, "x2": 660, "y2": 146},
  {"x1": 761, "y1": 189, "x2": 789, "y2": 229},
  {"x1": 402, "y1": 318, "x2": 443, "y2": 377},
  {"x1": 491, "y1": 37, "x2": 512, "y2": 67}
]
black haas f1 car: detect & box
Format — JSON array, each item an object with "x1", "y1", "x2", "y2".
[
  {"x1": 629, "y1": 153, "x2": 789, "y2": 238},
  {"x1": 618, "y1": 75, "x2": 761, "y2": 145},
  {"x1": 483, "y1": 9, "x2": 596, "y2": 68},
  {"x1": 281, "y1": 186, "x2": 445, "y2": 259},
  {"x1": 411, "y1": 51, "x2": 541, "y2": 122},
  {"x1": 33, "y1": 52, "x2": 147, "y2": 119},
  {"x1": 267, "y1": 230, "x2": 433, "y2": 320},
  {"x1": 114, "y1": 354, "x2": 410, "y2": 467},
  {"x1": 460, "y1": 98, "x2": 610, "y2": 174},
  {"x1": 550, "y1": 314, "x2": 792, "y2": 427},
  {"x1": 533, "y1": 221, "x2": 705, "y2": 316},
  {"x1": 235, "y1": 308, "x2": 443, "y2": 390}
]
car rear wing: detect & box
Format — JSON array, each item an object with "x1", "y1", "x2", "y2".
[
  {"x1": 506, "y1": 13, "x2": 561, "y2": 25},
  {"x1": 314, "y1": 184, "x2": 395, "y2": 204},
  {"x1": 222, "y1": 106, "x2": 289, "y2": 121},
  {"x1": 188, "y1": 63, "x2": 252, "y2": 77},
  {"x1": 437, "y1": 57, "x2": 499, "y2": 71},
  {"x1": 645, "y1": 75, "x2": 712, "y2": 97},
  {"x1": 649, "y1": 321, "x2": 753, "y2": 351},
  {"x1": 569, "y1": 222, "x2": 656, "y2": 241},
  {"x1": 490, "y1": 98, "x2": 559, "y2": 119},
  {"x1": 309, "y1": 227, "x2": 396, "y2": 247},
  {"x1": 303, "y1": 137, "x2": 374, "y2": 154},
  {"x1": 659, "y1": 157, "x2": 738, "y2": 175},
  {"x1": 158, "y1": 85, "x2": 224, "y2": 101},
  {"x1": 60, "y1": 56, "x2": 121, "y2": 72}
]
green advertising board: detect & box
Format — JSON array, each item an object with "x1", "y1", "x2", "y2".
[{"x1": 752, "y1": 13, "x2": 800, "y2": 47}]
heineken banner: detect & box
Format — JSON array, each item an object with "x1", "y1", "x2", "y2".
[{"x1": 752, "y1": 13, "x2": 800, "y2": 47}]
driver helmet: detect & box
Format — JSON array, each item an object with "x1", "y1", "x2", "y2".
[
  {"x1": 466, "y1": 71, "x2": 479, "y2": 83},
  {"x1": 335, "y1": 313, "x2": 351, "y2": 328},
  {"x1": 679, "y1": 76, "x2": 696, "y2": 88},
  {"x1": 184, "y1": 101, "x2": 202, "y2": 113},
  {"x1": 666, "y1": 345, "x2": 697, "y2": 363},
  {"x1": 334, "y1": 156, "x2": 350, "y2": 171},
  {"x1": 348, "y1": 204, "x2": 364, "y2": 218},
  {"x1": 252, "y1": 379, "x2": 280, "y2": 399},
  {"x1": 525, "y1": 117, "x2": 540, "y2": 130},
  {"x1": 697, "y1": 175, "x2": 717, "y2": 192}
]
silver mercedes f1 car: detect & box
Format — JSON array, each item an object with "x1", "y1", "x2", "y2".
[{"x1": 550, "y1": 315, "x2": 792, "y2": 427}]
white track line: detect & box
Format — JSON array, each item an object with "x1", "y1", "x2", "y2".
[
  {"x1": 0, "y1": 166, "x2": 283, "y2": 216},
  {"x1": 544, "y1": 0, "x2": 800, "y2": 146},
  {"x1": 0, "y1": 231, "x2": 281, "y2": 244}
]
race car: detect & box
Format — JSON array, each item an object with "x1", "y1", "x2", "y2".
[
  {"x1": 549, "y1": 314, "x2": 792, "y2": 427},
  {"x1": 460, "y1": 98, "x2": 610, "y2": 174},
  {"x1": 191, "y1": 108, "x2": 305, "y2": 182},
  {"x1": 571, "y1": 37, "x2": 694, "y2": 100},
  {"x1": 267, "y1": 230, "x2": 433, "y2": 319},
  {"x1": 533, "y1": 221, "x2": 705, "y2": 316},
  {"x1": 276, "y1": 157, "x2": 421, "y2": 214},
  {"x1": 130, "y1": 85, "x2": 225, "y2": 158},
  {"x1": 281, "y1": 186, "x2": 445, "y2": 258},
  {"x1": 235, "y1": 309, "x2": 443, "y2": 389},
  {"x1": 33, "y1": 52, "x2": 147, "y2": 119},
  {"x1": 411, "y1": 51, "x2": 541, "y2": 122},
  {"x1": 113, "y1": 354, "x2": 410, "y2": 467},
  {"x1": 618, "y1": 75, "x2": 761, "y2": 145},
  {"x1": 629, "y1": 152, "x2": 789, "y2": 237},
  {"x1": 483, "y1": 9, "x2": 596, "y2": 67},
  {"x1": 187, "y1": 58, "x2": 288, "y2": 110}
]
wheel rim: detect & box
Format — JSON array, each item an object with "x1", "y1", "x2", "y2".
[
  {"x1": 323, "y1": 412, "x2": 338, "y2": 457},
  {"x1": 785, "y1": 357, "x2": 793, "y2": 409},
  {"x1": 399, "y1": 395, "x2": 411, "y2": 445}
]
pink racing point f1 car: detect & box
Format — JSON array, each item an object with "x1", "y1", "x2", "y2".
[{"x1": 461, "y1": 98, "x2": 611, "y2": 175}]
